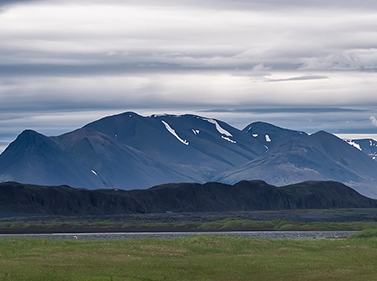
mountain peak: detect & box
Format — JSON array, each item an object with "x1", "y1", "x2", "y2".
[
  {"x1": 18, "y1": 129, "x2": 44, "y2": 138},
  {"x1": 2, "y1": 129, "x2": 53, "y2": 154},
  {"x1": 243, "y1": 121, "x2": 307, "y2": 136},
  {"x1": 83, "y1": 111, "x2": 142, "y2": 128},
  {"x1": 309, "y1": 130, "x2": 341, "y2": 141},
  {"x1": 242, "y1": 121, "x2": 308, "y2": 150}
]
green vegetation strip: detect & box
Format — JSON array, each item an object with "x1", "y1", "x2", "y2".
[
  {"x1": 2, "y1": 218, "x2": 377, "y2": 231},
  {"x1": 1, "y1": 234, "x2": 377, "y2": 281}
]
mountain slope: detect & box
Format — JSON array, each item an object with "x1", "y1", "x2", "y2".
[
  {"x1": 215, "y1": 131, "x2": 377, "y2": 198},
  {"x1": 345, "y1": 138, "x2": 377, "y2": 161},
  {"x1": 52, "y1": 127, "x2": 198, "y2": 189},
  {"x1": 0, "y1": 130, "x2": 103, "y2": 188}
]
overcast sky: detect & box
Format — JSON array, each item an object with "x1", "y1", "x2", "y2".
[{"x1": 1, "y1": 0, "x2": 377, "y2": 152}]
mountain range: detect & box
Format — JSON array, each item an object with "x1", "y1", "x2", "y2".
[{"x1": 0, "y1": 112, "x2": 377, "y2": 198}]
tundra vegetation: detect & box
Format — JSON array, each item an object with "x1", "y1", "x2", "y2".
[
  {"x1": 1, "y1": 233, "x2": 377, "y2": 281},
  {"x1": 2, "y1": 209, "x2": 377, "y2": 232},
  {"x1": 2, "y1": 218, "x2": 377, "y2": 232}
]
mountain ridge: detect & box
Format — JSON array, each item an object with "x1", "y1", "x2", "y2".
[
  {"x1": 0, "y1": 180, "x2": 376, "y2": 216},
  {"x1": 215, "y1": 130, "x2": 377, "y2": 198},
  {"x1": 0, "y1": 111, "x2": 376, "y2": 198}
]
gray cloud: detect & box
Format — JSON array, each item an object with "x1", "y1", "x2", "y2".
[
  {"x1": 109, "y1": 0, "x2": 377, "y2": 11},
  {"x1": 265, "y1": 75, "x2": 329, "y2": 82},
  {"x1": 0, "y1": 0, "x2": 36, "y2": 6},
  {"x1": 0, "y1": 0, "x2": 41, "y2": 12},
  {"x1": 1, "y1": 0, "x2": 377, "y2": 152},
  {"x1": 202, "y1": 108, "x2": 366, "y2": 114}
]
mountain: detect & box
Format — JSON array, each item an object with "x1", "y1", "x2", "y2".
[
  {"x1": 0, "y1": 112, "x2": 267, "y2": 189},
  {"x1": 0, "y1": 130, "x2": 103, "y2": 188},
  {"x1": 344, "y1": 138, "x2": 377, "y2": 161},
  {"x1": 83, "y1": 112, "x2": 266, "y2": 171},
  {"x1": 0, "y1": 111, "x2": 376, "y2": 198},
  {"x1": 1, "y1": 181, "x2": 376, "y2": 215},
  {"x1": 215, "y1": 131, "x2": 377, "y2": 198},
  {"x1": 243, "y1": 121, "x2": 308, "y2": 151}
]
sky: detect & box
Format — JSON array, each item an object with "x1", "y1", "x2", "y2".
[{"x1": 1, "y1": 0, "x2": 377, "y2": 153}]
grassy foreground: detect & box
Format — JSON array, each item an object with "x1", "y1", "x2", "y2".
[{"x1": 1, "y1": 235, "x2": 377, "y2": 281}]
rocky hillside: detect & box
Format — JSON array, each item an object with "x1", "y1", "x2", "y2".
[{"x1": 0, "y1": 181, "x2": 376, "y2": 216}]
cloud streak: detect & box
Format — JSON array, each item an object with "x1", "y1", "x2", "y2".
[{"x1": 265, "y1": 75, "x2": 329, "y2": 82}]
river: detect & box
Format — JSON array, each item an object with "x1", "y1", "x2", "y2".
[{"x1": 0, "y1": 230, "x2": 357, "y2": 240}]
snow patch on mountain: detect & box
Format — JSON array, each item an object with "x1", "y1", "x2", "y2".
[
  {"x1": 203, "y1": 118, "x2": 233, "y2": 136},
  {"x1": 253, "y1": 134, "x2": 258, "y2": 137},
  {"x1": 91, "y1": 170, "x2": 98, "y2": 176},
  {"x1": 345, "y1": 140, "x2": 362, "y2": 151},
  {"x1": 151, "y1": 114, "x2": 168, "y2": 117},
  {"x1": 161, "y1": 120, "x2": 189, "y2": 145},
  {"x1": 221, "y1": 136, "x2": 236, "y2": 143},
  {"x1": 265, "y1": 134, "x2": 272, "y2": 142},
  {"x1": 192, "y1": 129, "x2": 200, "y2": 135}
]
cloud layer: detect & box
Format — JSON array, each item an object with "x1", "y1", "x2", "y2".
[{"x1": 1, "y1": 0, "x2": 377, "y2": 152}]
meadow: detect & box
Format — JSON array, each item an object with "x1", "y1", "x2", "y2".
[
  {"x1": 1, "y1": 231, "x2": 377, "y2": 281},
  {"x1": 2, "y1": 218, "x2": 377, "y2": 232}
]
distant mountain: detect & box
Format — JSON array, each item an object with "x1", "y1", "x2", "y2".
[
  {"x1": 0, "y1": 130, "x2": 103, "y2": 188},
  {"x1": 0, "y1": 111, "x2": 376, "y2": 198},
  {"x1": 0, "y1": 112, "x2": 267, "y2": 189},
  {"x1": 344, "y1": 138, "x2": 377, "y2": 161},
  {"x1": 1, "y1": 181, "x2": 376, "y2": 216},
  {"x1": 215, "y1": 131, "x2": 377, "y2": 198},
  {"x1": 243, "y1": 121, "x2": 308, "y2": 151},
  {"x1": 83, "y1": 112, "x2": 266, "y2": 174},
  {"x1": 60, "y1": 112, "x2": 269, "y2": 188}
]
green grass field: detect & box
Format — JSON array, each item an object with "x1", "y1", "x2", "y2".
[
  {"x1": 2, "y1": 218, "x2": 377, "y2": 232},
  {"x1": 1, "y1": 234, "x2": 377, "y2": 281}
]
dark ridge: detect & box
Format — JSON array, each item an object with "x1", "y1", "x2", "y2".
[{"x1": 0, "y1": 180, "x2": 376, "y2": 216}]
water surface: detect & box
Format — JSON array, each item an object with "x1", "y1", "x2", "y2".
[{"x1": 0, "y1": 231, "x2": 357, "y2": 240}]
